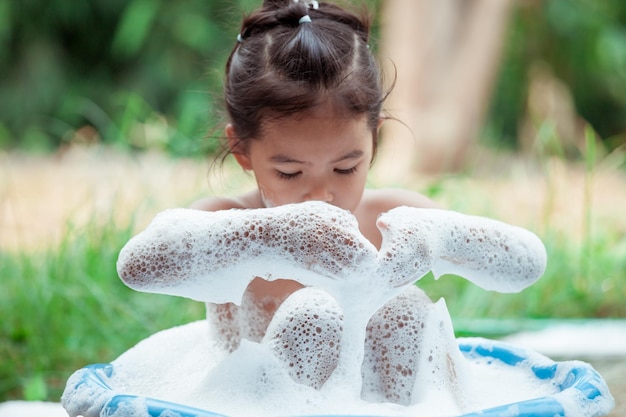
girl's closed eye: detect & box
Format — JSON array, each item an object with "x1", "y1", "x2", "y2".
[
  {"x1": 334, "y1": 166, "x2": 359, "y2": 175},
  {"x1": 276, "y1": 170, "x2": 302, "y2": 180}
]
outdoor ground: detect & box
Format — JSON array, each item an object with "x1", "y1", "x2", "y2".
[{"x1": 1, "y1": 145, "x2": 625, "y2": 415}]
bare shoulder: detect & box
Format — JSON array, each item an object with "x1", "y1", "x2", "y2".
[
  {"x1": 360, "y1": 188, "x2": 441, "y2": 214},
  {"x1": 189, "y1": 190, "x2": 263, "y2": 212},
  {"x1": 355, "y1": 189, "x2": 441, "y2": 249}
]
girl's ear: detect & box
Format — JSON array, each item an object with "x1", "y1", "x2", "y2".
[{"x1": 226, "y1": 124, "x2": 253, "y2": 170}]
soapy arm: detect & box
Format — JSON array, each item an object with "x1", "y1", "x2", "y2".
[
  {"x1": 376, "y1": 207, "x2": 547, "y2": 292},
  {"x1": 117, "y1": 202, "x2": 378, "y2": 303},
  {"x1": 118, "y1": 202, "x2": 546, "y2": 304}
]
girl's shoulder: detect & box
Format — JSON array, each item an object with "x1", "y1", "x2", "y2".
[
  {"x1": 189, "y1": 190, "x2": 263, "y2": 212},
  {"x1": 360, "y1": 188, "x2": 440, "y2": 214},
  {"x1": 355, "y1": 189, "x2": 439, "y2": 249}
]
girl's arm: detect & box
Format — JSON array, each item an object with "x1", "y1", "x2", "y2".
[{"x1": 116, "y1": 202, "x2": 378, "y2": 303}]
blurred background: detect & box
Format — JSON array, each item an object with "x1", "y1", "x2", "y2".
[
  {"x1": 1, "y1": 0, "x2": 624, "y2": 158},
  {"x1": 1, "y1": 0, "x2": 625, "y2": 410}
]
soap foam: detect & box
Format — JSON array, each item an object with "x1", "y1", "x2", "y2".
[
  {"x1": 376, "y1": 207, "x2": 547, "y2": 292},
  {"x1": 100, "y1": 319, "x2": 560, "y2": 417},
  {"x1": 263, "y1": 287, "x2": 343, "y2": 389},
  {"x1": 63, "y1": 201, "x2": 609, "y2": 417},
  {"x1": 117, "y1": 203, "x2": 379, "y2": 304}
]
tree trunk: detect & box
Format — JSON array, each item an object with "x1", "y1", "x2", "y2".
[{"x1": 374, "y1": 0, "x2": 514, "y2": 181}]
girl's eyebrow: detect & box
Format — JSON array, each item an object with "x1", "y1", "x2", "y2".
[
  {"x1": 332, "y1": 149, "x2": 363, "y2": 163},
  {"x1": 269, "y1": 150, "x2": 364, "y2": 164},
  {"x1": 270, "y1": 154, "x2": 304, "y2": 164}
]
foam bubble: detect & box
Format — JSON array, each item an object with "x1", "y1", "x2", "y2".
[
  {"x1": 362, "y1": 286, "x2": 433, "y2": 405},
  {"x1": 61, "y1": 367, "x2": 115, "y2": 417},
  {"x1": 377, "y1": 207, "x2": 547, "y2": 292},
  {"x1": 63, "y1": 201, "x2": 611, "y2": 417},
  {"x1": 117, "y1": 203, "x2": 547, "y2": 309},
  {"x1": 117, "y1": 202, "x2": 378, "y2": 304},
  {"x1": 96, "y1": 316, "x2": 563, "y2": 417}
]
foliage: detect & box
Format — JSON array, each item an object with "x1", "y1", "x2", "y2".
[
  {"x1": 1, "y1": 0, "x2": 624, "y2": 155},
  {"x1": 488, "y1": 0, "x2": 626, "y2": 151},
  {"x1": 0, "y1": 214, "x2": 206, "y2": 402},
  {"x1": 0, "y1": 0, "x2": 262, "y2": 155}
]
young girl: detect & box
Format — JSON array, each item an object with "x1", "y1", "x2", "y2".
[{"x1": 190, "y1": 0, "x2": 441, "y2": 404}]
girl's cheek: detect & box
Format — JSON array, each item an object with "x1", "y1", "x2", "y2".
[{"x1": 259, "y1": 188, "x2": 276, "y2": 208}]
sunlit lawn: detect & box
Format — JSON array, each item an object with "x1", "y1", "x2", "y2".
[{"x1": 1, "y1": 144, "x2": 625, "y2": 402}]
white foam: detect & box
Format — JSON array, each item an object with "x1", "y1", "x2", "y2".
[
  {"x1": 103, "y1": 320, "x2": 560, "y2": 417},
  {"x1": 118, "y1": 203, "x2": 547, "y2": 303},
  {"x1": 263, "y1": 287, "x2": 343, "y2": 389},
  {"x1": 62, "y1": 201, "x2": 614, "y2": 417},
  {"x1": 376, "y1": 207, "x2": 547, "y2": 292},
  {"x1": 117, "y1": 203, "x2": 379, "y2": 304}
]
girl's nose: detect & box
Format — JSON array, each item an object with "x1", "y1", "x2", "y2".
[{"x1": 304, "y1": 183, "x2": 333, "y2": 203}]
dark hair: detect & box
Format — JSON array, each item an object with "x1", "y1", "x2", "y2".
[{"x1": 223, "y1": 0, "x2": 386, "y2": 158}]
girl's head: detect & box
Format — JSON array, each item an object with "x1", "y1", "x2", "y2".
[
  {"x1": 223, "y1": 0, "x2": 386, "y2": 211},
  {"x1": 225, "y1": 0, "x2": 384, "y2": 148}
]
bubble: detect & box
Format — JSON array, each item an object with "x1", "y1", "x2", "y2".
[
  {"x1": 59, "y1": 201, "x2": 611, "y2": 417},
  {"x1": 263, "y1": 288, "x2": 343, "y2": 390}
]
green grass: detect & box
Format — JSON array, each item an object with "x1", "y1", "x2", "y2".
[{"x1": 0, "y1": 214, "x2": 205, "y2": 403}]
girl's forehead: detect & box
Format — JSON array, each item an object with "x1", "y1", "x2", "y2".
[
  {"x1": 260, "y1": 113, "x2": 370, "y2": 141},
  {"x1": 252, "y1": 113, "x2": 373, "y2": 158},
  {"x1": 263, "y1": 98, "x2": 368, "y2": 124},
  {"x1": 260, "y1": 110, "x2": 370, "y2": 136}
]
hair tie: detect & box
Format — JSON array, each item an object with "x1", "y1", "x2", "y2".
[
  {"x1": 299, "y1": 15, "x2": 312, "y2": 24},
  {"x1": 236, "y1": 33, "x2": 243, "y2": 43}
]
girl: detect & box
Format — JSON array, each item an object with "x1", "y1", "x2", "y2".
[{"x1": 191, "y1": 0, "x2": 442, "y2": 404}]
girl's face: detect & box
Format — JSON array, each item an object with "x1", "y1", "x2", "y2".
[{"x1": 229, "y1": 105, "x2": 375, "y2": 213}]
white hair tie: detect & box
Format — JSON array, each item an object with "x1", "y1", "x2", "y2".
[{"x1": 299, "y1": 15, "x2": 312, "y2": 24}]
